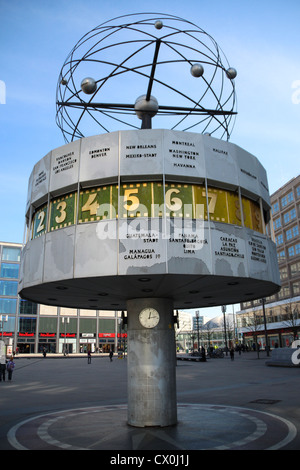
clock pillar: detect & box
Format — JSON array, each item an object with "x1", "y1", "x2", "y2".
[{"x1": 126, "y1": 298, "x2": 177, "y2": 427}]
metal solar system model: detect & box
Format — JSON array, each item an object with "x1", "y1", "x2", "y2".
[{"x1": 19, "y1": 13, "x2": 280, "y2": 427}]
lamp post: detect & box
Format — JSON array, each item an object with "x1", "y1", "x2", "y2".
[
  {"x1": 221, "y1": 306, "x2": 228, "y2": 355},
  {"x1": 261, "y1": 298, "x2": 269, "y2": 356},
  {"x1": 0, "y1": 315, "x2": 8, "y2": 335},
  {"x1": 0, "y1": 315, "x2": 8, "y2": 359},
  {"x1": 196, "y1": 312, "x2": 200, "y2": 353},
  {"x1": 62, "y1": 317, "x2": 69, "y2": 355}
]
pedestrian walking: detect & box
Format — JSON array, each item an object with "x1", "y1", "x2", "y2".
[
  {"x1": 230, "y1": 347, "x2": 234, "y2": 361},
  {"x1": 109, "y1": 349, "x2": 113, "y2": 362},
  {"x1": 87, "y1": 350, "x2": 92, "y2": 364},
  {"x1": 0, "y1": 361, "x2": 6, "y2": 382},
  {"x1": 6, "y1": 357, "x2": 15, "y2": 380}
]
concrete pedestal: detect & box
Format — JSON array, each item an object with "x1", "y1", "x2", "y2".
[{"x1": 126, "y1": 298, "x2": 177, "y2": 427}]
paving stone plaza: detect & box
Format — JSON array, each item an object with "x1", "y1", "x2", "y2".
[{"x1": 0, "y1": 351, "x2": 299, "y2": 453}]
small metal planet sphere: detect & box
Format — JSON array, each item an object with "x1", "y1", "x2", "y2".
[
  {"x1": 226, "y1": 68, "x2": 237, "y2": 79},
  {"x1": 155, "y1": 20, "x2": 163, "y2": 29},
  {"x1": 134, "y1": 95, "x2": 159, "y2": 119},
  {"x1": 190, "y1": 63, "x2": 204, "y2": 77},
  {"x1": 81, "y1": 77, "x2": 97, "y2": 94}
]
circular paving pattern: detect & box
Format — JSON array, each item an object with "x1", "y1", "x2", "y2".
[{"x1": 7, "y1": 403, "x2": 296, "y2": 450}]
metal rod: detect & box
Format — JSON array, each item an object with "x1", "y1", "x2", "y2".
[
  {"x1": 146, "y1": 39, "x2": 161, "y2": 101},
  {"x1": 57, "y1": 101, "x2": 237, "y2": 115}
]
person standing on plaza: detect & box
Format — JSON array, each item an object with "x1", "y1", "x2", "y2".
[
  {"x1": 109, "y1": 349, "x2": 113, "y2": 362},
  {"x1": 87, "y1": 350, "x2": 92, "y2": 364},
  {"x1": 230, "y1": 347, "x2": 234, "y2": 361},
  {"x1": 0, "y1": 360, "x2": 6, "y2": 381},
  {"x1": 6, "y1": 356, "x2": 15, "y2": 380}
]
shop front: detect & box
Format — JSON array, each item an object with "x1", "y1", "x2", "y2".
[
  {"x1": 98, "y1": 333, "x2": 116, "y2": 352},
  {"x1": 79, "y1": 333, "x2": 96, "y2": 353},
  {"x1": 59, "y1": 332, "x2": 77, "y2": 354},
  {"x1": 17, "y1": 332, "x2": 35, "y2": 353},
  {"x1": 0, "y1": 331, "x2": 14, "y2": 355},
  {"x1": 243, "y1": 326, "x2": 300, "y2": 350},
  {"x1": 98, "y1": 332, "x2": 127, "y2": 353},
  {"x1": 38, "y1": 332, "x2": 56, "y2": 353}
]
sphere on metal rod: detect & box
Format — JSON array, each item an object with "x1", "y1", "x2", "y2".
[
  {"x1": 134, "y1": 95, "x2": 159, "y2": 119},
  {"x1": 190, "y1": 63, "x2": 204, "y2": 77},
  {"x1": 226, "y1": 68, "x2": 237, "y2": 79},
  {"x1": 81, "y1": 77, "x2": 97, "y2": 94},
  {"x1": 155, "y1": 20, "x2": 163, "y2": 29}
]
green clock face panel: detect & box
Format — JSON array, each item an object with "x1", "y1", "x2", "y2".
[
  {"x1": 49, "y1": 192, "x2": 77, "y2": 231},
  {"x1": 32, "y1": 204, "x2": 48, "y2": 238},
  {"x1": 78, "y1": 185, "x2": 118, "y2": 223},
  {"x1": 30, "y1": 182, "x2": 264, "y2": 239}
]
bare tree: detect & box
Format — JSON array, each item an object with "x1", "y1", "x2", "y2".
[
  {"x1": 201, "y1": 322, "x2": 215, "y2": 352},
  {"x1": 281, "y1": 303, "x2": 300, "y2": 344},
  {"x1": 244, "y1": 311, "x2": 263, "y2": 359}
]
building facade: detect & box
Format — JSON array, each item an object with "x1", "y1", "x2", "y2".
[
  {"x1": 237, "y1": 175, "x2": 300, "y2": 349},
  {"x1": 0, "y1": 241, "x2": 125, "y2": 354}
]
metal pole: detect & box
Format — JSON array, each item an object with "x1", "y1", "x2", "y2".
[
  {"x1": 261, "y1": 298, "x2": 269, "y2": 356},
  {"x1": 62, "y1": 317, "x2": 69, "y2": 355},
  {"x1": 221, "y1": 306, "x2": 228, "y2": 355},
  {"x1": 196, "y1": 312, "x2": 200, "y2": 353}
]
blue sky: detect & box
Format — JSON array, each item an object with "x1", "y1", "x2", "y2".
[{"x1": 1, "y1": 0, "x2": 299, "y2": 317}]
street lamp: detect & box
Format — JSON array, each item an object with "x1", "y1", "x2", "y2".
[
  {"x1": 196, "y1": 312, "x2": 200, "y2": 353},
  {"x1": 221, "y1": 306, "x2": 228, "y2": 355},
  {"x1": 0, "y1": 315, "x2": 8, "y2": 359},
  {"x1": 62, "y1": 317, "x2": 69, "y2": 355},
  {"x1": 261, "y1": 298, "x2": 270, "y2": 357}
]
